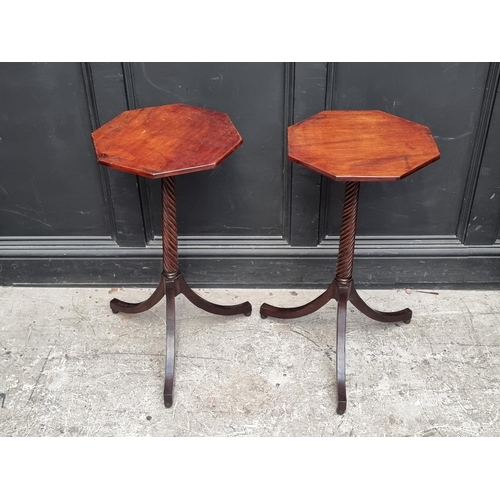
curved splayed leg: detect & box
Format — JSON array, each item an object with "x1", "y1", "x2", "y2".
[
  {"x1": 336, "y1": 286, "x2": 348, "y2": 415},
  {"x1": 349, "y1": 285, "x2": 412, "y2": 324},
  {"x1": 163, "y1": 280, "x2": 176, "y2": 408},
  {"x1": 260, "y1": 282, "x2": 337, "y2": 319},
  {"x1": 179, "y1": 275, "x2": 252, "y2": 317},
  {"x1": 110, "y1": 277, "x2": 165, "y2": 314}
]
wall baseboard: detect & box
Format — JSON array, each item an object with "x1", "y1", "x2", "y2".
[{"x1": 1, "y1": 235, "x2": 499, "y2": 288}]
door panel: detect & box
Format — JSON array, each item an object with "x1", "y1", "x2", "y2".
[
  {"x1": 130, "y1": 62, "x2": 289, "y2": 239},
  {"x1": 324, "y1": 63, "x2": 489, "y2": 238},
  {"x1": 1, "y1": 62, "x2": 499, "y2": 287},
  {"x1": 0, "y1": 63, "x2": 111, "y2": 237}
]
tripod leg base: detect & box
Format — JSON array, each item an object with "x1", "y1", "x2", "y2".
[
  {"x1": 179, "y1": 275, "x2": 252, "y2": 317},
  {"x1": 164, "y1": 280, "x2": 176, "y2": 408},
  {"x1": 336, "y1": 286, "x2": 348, "y2": 415},
  {"x1": 110, "y1": 278, "x2": 165, "y2": 314},
  {"x1": 260, "y1": 282, "x2": 337, "y2": 319},
  {"x1": 349, "y1": 286, "x2": 412, "y2": 324},
  {"x1": 109, "y1": 271, "x2": 252, "y2": 409}
]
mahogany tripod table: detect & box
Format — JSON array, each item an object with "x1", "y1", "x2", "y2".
[
  {"x1": 260, "y1": 110, "x2": 440, "y2": 415},
  {"x1": 91, "y1": 103, "x2": 251, "y2": 408}
]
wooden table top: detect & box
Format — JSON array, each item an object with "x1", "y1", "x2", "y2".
[
  {"x1": 288, "y1": 110, "x2": 440, "y2": 181},
  {"x1": 91, "y1": 104, "x2": 242, "y2": 178}
]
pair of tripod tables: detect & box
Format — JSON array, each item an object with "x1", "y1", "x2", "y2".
[{"x1": 92, "y1": 104, "x2": 440, "y2": 414}]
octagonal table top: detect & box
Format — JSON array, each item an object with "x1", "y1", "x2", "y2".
[
  {"x1": 91, "y1": 104, "x2": 242, "y2": 178},
  {"x1": 288, "y1": 110, "x2": 440, "y2": 181}
]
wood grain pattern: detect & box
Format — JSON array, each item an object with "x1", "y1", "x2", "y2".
[
  {"x1": 92, "y1": 103, "x2": 243, "y2": 178},
  {"x1": 288, "y1": 110, "x2": 440, "y2": 181}
]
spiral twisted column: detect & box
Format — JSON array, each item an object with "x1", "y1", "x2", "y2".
[
  {"x1": 335, "y1": 181, "x2": 360, "y2": 284},
  {"x1": 162, "y1": 176, "x2": 179, "y2": 275}
]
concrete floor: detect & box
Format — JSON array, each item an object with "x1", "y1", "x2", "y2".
[{"x1": 0, "y1": 285, "x2": 499, "y2": 437}]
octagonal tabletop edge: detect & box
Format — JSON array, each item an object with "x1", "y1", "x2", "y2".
[
  {"x1": 288, "y1": 110, "x2": 441, "y2": 181},
  {"x1": 91, "y1": 104, "x2": 243, "y2": 178}
]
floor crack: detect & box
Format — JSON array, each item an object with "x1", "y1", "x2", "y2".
[
  {"x1": 72, "y1": 297, "x2": 97, "y2": 336},
  {"x1": 290, "y1": 326, "x2": 323, "y2": 351},
  {"x1": 290, "y1": 326, "x2": 335, "y2": 363},
  {"x1": 27, "y1": 345, "x2": 54, "y2": 404}
]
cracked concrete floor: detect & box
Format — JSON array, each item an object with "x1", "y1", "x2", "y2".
[{"x1": 0, "y1": 286, "x2": 499, "y2": 437}]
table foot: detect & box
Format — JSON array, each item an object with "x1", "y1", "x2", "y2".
[
  {"x1": 179, "y1": 275, "x2": 252, "y2": 316},
  {"x1": 163, "y1": 393, "x2": 173, "y2": 408},
  {"x1": 164, "y1": 280, "x2": 176, "y2": 408},
  {"x1": 260, "y1": 282, "x2": 337, "y2": 319},
  {"x1": 110, "y1": 277, "x2": 165, "y2": 314},
  {"x1": 349, "y1": 286, "x2": 412, "y2": 324},
  {"x1": 336, "y1": 401, "x2": 347, "y2": 415}
]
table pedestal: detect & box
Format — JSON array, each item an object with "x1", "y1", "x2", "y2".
[
  {"x1": 260, "y1": 182, "x2": 411, "y2": 414},
  {"x1": 110, "y1": 177, "x2": 252, "y2": 407}
]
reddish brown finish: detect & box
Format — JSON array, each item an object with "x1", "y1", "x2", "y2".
[
  {"x1": 288, "y1": 110, "x2": 440, "y2": 181},
  {"x1": 91, "y1": 104, "x2": 242, "y2": 178},
  {"x1": 92, "y1": 103, "x2": 250, "y2": 408},
  {"x1": 260, "y1": 181, "x2": 412, "y2": 415},
  {"x1": 263, "y1": 110, "x2": 440, "y2": 414},
  {"x1": 110, "y1": 177, "x2": 251, "y2": 408}
]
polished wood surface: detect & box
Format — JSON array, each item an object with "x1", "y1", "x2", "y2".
[
  {"x1": 288, "y1": 110, "x2": 440, "y2": 181},
  {"x1": 110, "y1": 177, "x2": 251, "y2": 408},
  {"x1": 92, "y1": 104, "x2": 243, "y2": 178},
  {"x1": 260, "y1": 181, "x2": 412, "y2": 414},
  {"x1": 95, "y1": 106, "x2": 249, "y2": 408}
]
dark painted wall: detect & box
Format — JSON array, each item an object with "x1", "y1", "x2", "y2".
[{"x1": 1, "y1": 62, "x2": 499, "y2": 287}]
